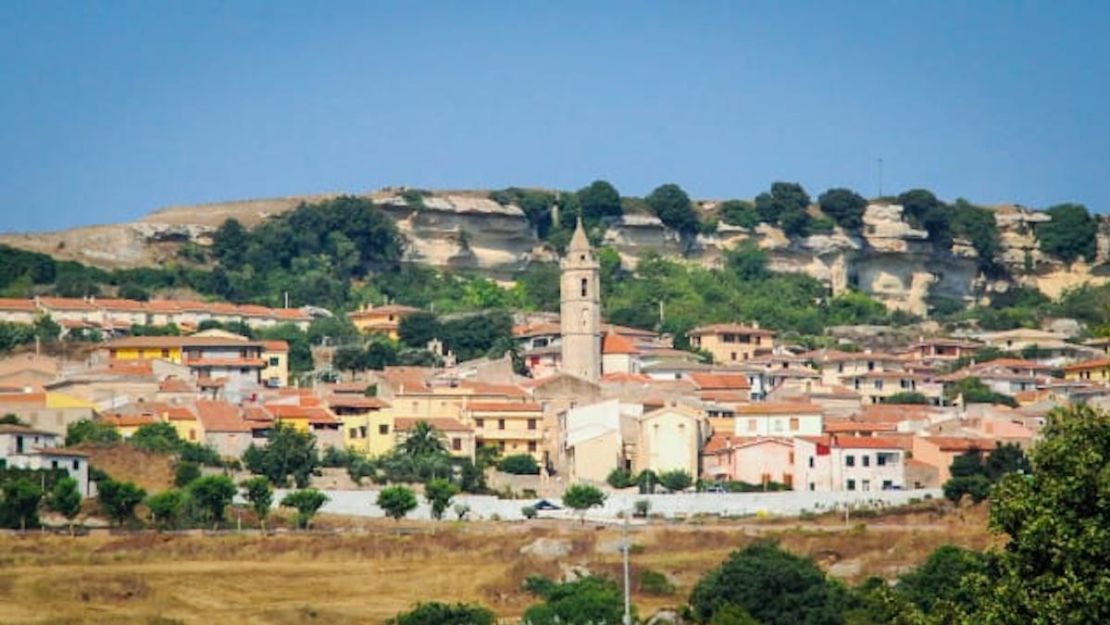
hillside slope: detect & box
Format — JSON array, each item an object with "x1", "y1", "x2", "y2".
[{"x1": 2, "y1": 188, "x2": 1106, "y2": 315}]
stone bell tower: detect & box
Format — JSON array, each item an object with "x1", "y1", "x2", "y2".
[{"x1": 560, "y1": 218, "x2": 601, "y2": 382}]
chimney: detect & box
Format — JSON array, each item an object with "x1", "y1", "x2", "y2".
[{"x1": 751, "y1": 321, "x2": 760, "y2": 330}]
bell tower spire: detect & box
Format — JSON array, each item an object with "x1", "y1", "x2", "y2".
[{"x1": 560, "y1": 217, "x2": 601, "y2": 382}]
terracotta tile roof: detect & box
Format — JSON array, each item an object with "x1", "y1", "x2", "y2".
[
  {"x1": 326, "y1": 396, "x2": 389, "y2": 410},
  {"x1": 95, "y1": 298, "x2": 146, "y2": 311},
  {"x1": 329, "y1": 382, "x2": 375, "y2": 394},
  {"x1": 38, "y1": 297, "x2": 98, "y2": 311},
  {"x1": 1063, "y1": 358, "x2": 1110, "y2": 372},
  {"x1": 272, "y1": 307, "x2": 311, "y2": 320},
  {"x1": 734, "y1": 402, "x2": 821, "y2": 415},
  {"x1": 824, "y1": 421, "x2": 897, "y2": 433},
  {"x1": 0, "y1": 392, "x2": 48, "y2": 404},
  {"x1": 699, "y1": 390, "x2": 751, "y2": 403},
  {"x1": 196, "y1": 400, "x2": 250, "y2": 432},
  {"x1": 143, "y1": 300, "x2": 183, "y2": 313},
  {"x1": 242, "y1": 405, "x2": 275, "y2": 423},
  {"x1": 261, "y1": 340, "x2": 288, "y2": 352},
  {"x1": 197, "y1": 378, "x2": 226, "y2": 388},
  {"x1": 831, "y1": 436, "x2": 906, "y2": 450},
  {"x1": 103, "y1": 413, "x2": 158, "y2": 428},
  {"x1": 100, "y1": 360, "x2": 155, "y2": 376},
  {"x1": 158, "y1": 377, "x2": 194, "y2": 393},
  {"x1": 602, "y1": 332, "x2": 639, "y2": 355},
  {"x1": 236, "y1": 305, "x2": 272, "y2": 317},
  {"x1": 465, "y1": 401, "x2": 542, "y2": 412},
  {"x1": 689, "y1": 323, "x2": 775, "y2": 336},
  {"x1": 512, "y1": 322, "x2": 562, "y2": 338},
  {"x1": 854, "y1": 404, "x2": 932, "y2": 423},
  {"x1": 688, "y1": 372, "x2": 751, "y2": 391},
  {"x1": 265, "y1": 404, "x2": 338, "y2": 425},
  {"x1": 393, "y1": 417, "x2": 472, "y2": 432},
  {"x1": 106, "y1": 336, "x2": 263, "y2": 349},
  {"x1": 0, "y1": 298, "x2": 36, "y2": 312}
]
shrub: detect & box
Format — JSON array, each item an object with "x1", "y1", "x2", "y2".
[
  {"x1": 606, "y1": 468, "x2": 637, "y2": 489},
  {"x1": 376, "y1": 485, "x2": 417, "y2": 521},
  {"x1": 1036, "y1": 203, "x2": 1097, "y2": 263},
  {"x1": 281, "y1": 488, "x2": 329, "y2": 529},
  {"x1": 521, "y1": 505, "x2": 537, "y2": 519},
  {"x1": 638, "y1": 569, "x2": 675, "y2": 595},
  {"x1": 387, "y1": 602, "x2": 495, "y2": 625},
  {"x1": 174, "y1": 461, "x2": 201, "y2": 488},
  {"x1": 658, "y1": 469, "x2": 693, "y2": 492},
  {"x1": 498, "y1": 454, "x2": 540, "y2": 475}
]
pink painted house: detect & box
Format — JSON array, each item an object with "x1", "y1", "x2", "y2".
[{"x1": 701, "y1": 434, "x2": 795, "y2": 487}]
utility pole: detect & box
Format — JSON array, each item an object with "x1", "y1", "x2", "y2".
[{"x1": 622, "y1": 512, "x2": 632, "y2": 625}]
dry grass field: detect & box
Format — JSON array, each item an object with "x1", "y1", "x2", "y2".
[{"x1": 0, "y1": 504, "x2": 996, "y2": 625}]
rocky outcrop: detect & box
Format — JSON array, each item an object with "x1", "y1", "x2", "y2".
[{"x1": 1, "y1": 189, "x2": 1106, "y2": 314}]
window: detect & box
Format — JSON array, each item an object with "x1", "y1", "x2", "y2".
[
  {"x1": 845, "y1": 455, "x2": 855, "y2": 467},
  {"x1": 731, "y1": 352, "x2": 737, "y2": 361},
  {"x1": 581, "y1": 278, "x2": 588, "y2": 297},
  {"x1": 789, "y1": 417, "x2": 799, "y2": 431},
  {"x1": 189, "y1": 429, "x2": 196, "y2": 441},
  {"x1": 349, "y1": 428, "x2": 358, "y2": 439},
  {"x1": 847, "y1": 479, "x2": 856, "y2": 491},
  {"x1": 808, "y1": 457, "x2": 814, "y2": 468},
  {"x1": 837, "y1": 363, "x2": 844, "y2": 373},
  {"x1": 452, "y1": 438, "x2": 462, "y2": 451},
  {"x1": 862, "y1": 479, "x2": 871, "y2": 491},
  {"x1": 528, "y1": 441, "x2": 537, "y2": 453},
  {"x1": 475, "y1": 418, "x2": 484, "y2": 428},
  {"x1": 360, "y1": 426, "x2": 367, "y2": 438},
  {"x1": 269, "y1": 357, "x2": 279, "y2": 366},
  {"x1": 867, "y1": 361, "x2": 875, "y2": 371},
  {"x1": 161, "y1": 349, "x2": 170, "y2": 358},
  {"x1": 52, "y1": 460, "x2": 59, "y2": 470},
  {"x1": 809, "y1": 482, "x2": 815, "y2": 491},
  {"x1": 528, "y1": 419, "x2": 537, "y2": 430},
  {"x1": 72, "y1": 460, "x2": 79, "y2": 470},
  {"x1": 379, "y1": 424, "x2": 389, "y2": 435},
  {"x1": 862, "y1": 455, "x2": 870, "y2": 467},
  {"x1": 882, "y1": 480, "x2": 893, "y2": 490},
  {"x1": 498, "y1": 419, "x2": 505, "y2": 430}
]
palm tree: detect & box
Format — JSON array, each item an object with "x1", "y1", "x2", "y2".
[{"x1": 401, "y1": 421, "x2": 448, "y2": 458}]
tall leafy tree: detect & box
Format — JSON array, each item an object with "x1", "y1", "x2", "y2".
[
  {"x1": 646, "y1": 183, "x2": 699, "y2": 235},
  {"x1": 47, "y1": 476, "x2": 82, "y2": 534},
  {"x1": 242, "y1": 423, "x2": 318, "y2": 488},
  {"x1": 576, "y1": 180, "x2": 623, "y2": 223},
  {"x1": 97, "y1": 479, "x2": 146, "y2": 527},
  {"x1": 241, "y1": 476, "x2": 274, "y2": 530},
  {"x1": 377, "y1": 485, "x2": 418, "y2": 521},
  {"x1": 562, "y1": 484, "x2": 606, "y2": 523},
  {"x1": 1036, "y1": 203, "x2": 1097, "y2": 264},
  {"x1": 189, "y1": 475, "x2": 236, "y2": 529},
  {"x1": 281, "y1": 488, "x2": 329, "y2": 529},
  {"x1": 818, "y1": 188, "x2": 867, "y2": 231},
  {"x1": 424, "y1": 478, "x2": 459, "y2": 521},
  {"x1": 1, "y1": 477, "x2": 43, "y2": 530}
]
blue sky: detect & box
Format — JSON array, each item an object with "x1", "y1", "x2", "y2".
[{"x1": 2, "y1": 1, "x2": 1108, "y2": 232}]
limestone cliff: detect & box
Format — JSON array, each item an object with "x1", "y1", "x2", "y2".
[{"x1": 1, "y1": 188, "x2": 1105, "y2": 314}]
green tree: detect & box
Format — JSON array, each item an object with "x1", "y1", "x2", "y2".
[
  {"x1": 0, "y1": 477, "x2": 43, "y2": 530},
  {"x1": 497, "y1": 454, "x2": 540, "y2": 475},
  {"x1": 718, "y1": 200, "x2": 760, "y2": 229},
  {"x1": 756, "y1": 182, "x2": 812, "y2": 236},
  {"x1": 708, "y1": 604, "x2": 762, "y2": 625},
  {"x1": 400, "y1": 421, "x2": 449, "y2": 458},
  {"x1": 576, "y1": 180, "x2": 623, "y2": 223},
  {"x1": 607, "y1": 468, "x2": 637, "y2": 489},
  {"x1": 47, "y1": 475, "x2": 82, "y2": 534},
  {"x1": 424, "y1": 478, "x2": 458, "y2": 521},
  {"x1": 725, "y1": 242, "x2": 771, "y2": 282},
  {"x1": 897, "y1": 189, "x2": 953, "y2": 249},
  {"x1": 818, "y1": 188, "x2": 867, "y2": 230},
  {"x1": 972, "y1": 404, "x2": 1110, "y2": 623},
  {"x1": 952, "y1": 199, "x2": 1001, "y2": 270},
  {"x1": 897, "y1": 545, "x2": 989, "y2": 614},
  {"x1": 689, "y1": 541, "x2": 845, "y2": 625},
  {"x1": 562, "y1": 483, "x2": 606, "y2": 522},
  {"x1": 522, "y1": 576, "x2": 631, "y2": 625},
  {"x1": 242, "y1": 423, "x2": 318, "y2": 487},
  {"x1": 659, "y1": 469, "x2": 693, "y2": 492},
  {"x1": 33, "y1": 314, "x2": 61, "y2": 342},
  {"x1": 97, "y1": 479, "x2": 146, "y2": 527},
  {"x1": 387, "y1": 602, "x2": 496, "y2": 625},
  {"x1": 646, "y1": 183, "x2": 699, "y2": 234},
  {"x1": 174, "y1": 460, "x2": 202, "y2": 488},
  {"x1": 146, "y1": 489, "x2": 187, "y2": 529},
  {"x1": 188, "y1": 475, "x2": 236, "y2": 529},
  {"x1": 1036, "y1": 203, "x2": 1097, "y2": 264},
  {"x1": 281, "y1": 488, "x2": 329, "y2": 529},
  {"x1": 377, "y1": 485, "x2": 418, "y2": 521},
  {"x1": 129, "y1": 421, "x2": 181, "y2": 453},
  {"x1": 241, "y1": 476, "x2": 274, "y2": 530},
  {"x1": 212, "y1": 218, "x2": 249, "y2": 269},
  {"x1": 398, "y1": 312, "x2": 443, "y2": 349},
  {"x1": 883, "y1": 391, "x2": 929, "y2": 405}
]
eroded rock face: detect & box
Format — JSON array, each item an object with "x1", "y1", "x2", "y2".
[{"x1": 2, "y1": 190, "x2": 1106, "y2": 313}]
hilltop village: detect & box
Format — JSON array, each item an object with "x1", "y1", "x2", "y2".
[{"x1": 2, "y1": 215, "x2": 1108, "y2": 515}]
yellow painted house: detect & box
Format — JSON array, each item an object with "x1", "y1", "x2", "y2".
[
  {"x1": 349, "y1": 304, "x2": 420, "y2": 340},
  {"x1": 326, "y1": 395, "x2": 393, "y2": 456},
  {"x1": 1064, "y1": 358, "x2": 1110, "y2": 384},
  {"x1": 261, "y1": 340, "x2": 289, "y2": 388}
]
